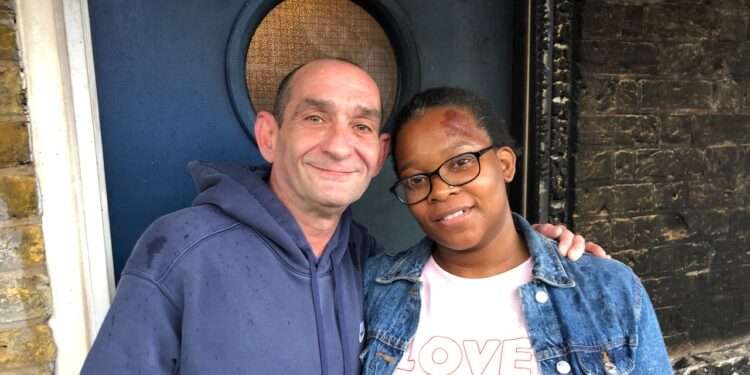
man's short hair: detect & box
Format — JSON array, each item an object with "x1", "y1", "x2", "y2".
[
  {"x1": 389, "y1": 87, "x2": 518, "y2": 168},
  {"x1": 271, "y1": 58, "x2": 368, "y2": 124}
]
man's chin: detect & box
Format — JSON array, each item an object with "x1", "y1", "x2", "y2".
[
  {"x1": 317, "y1": 195, "x2": 360, "y2": 209},
  {"x1": 310, "y1": 190, "x2": 365, "y2": 210}
]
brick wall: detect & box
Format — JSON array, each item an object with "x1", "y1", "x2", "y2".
[
  {"x1": 0, "y1": 1, "x2": 56, "y2": 374},
  {"x1": 575, "y1": 0, "x2": 750, "y2": 372}
]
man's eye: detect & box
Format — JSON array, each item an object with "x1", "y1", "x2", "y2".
[
  {"x1": 353, "y1": 123, "x2": 373, "y2": 133},
  {"x1": 305, "y1": 115, "x2": 323, "y2": 123},
  {"x1": 405, "y1": 175, "x2": 428, "y2": 189}
]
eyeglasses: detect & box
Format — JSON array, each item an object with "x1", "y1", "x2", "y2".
[{"x1": 390, "y1": 145, "x2": 497, "y2": 205}]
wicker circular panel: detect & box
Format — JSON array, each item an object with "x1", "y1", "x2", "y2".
[{"x1": 246, "y1": 0, "x2": 398, "y2": 120}]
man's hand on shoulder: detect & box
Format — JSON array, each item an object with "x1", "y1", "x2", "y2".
[{"x1": 532, "y1": 223, "x2": 608, "y2": 261}]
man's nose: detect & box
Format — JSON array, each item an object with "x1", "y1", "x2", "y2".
[{"x1": 320, "y1": 122, "x2": 353, "y2": 159}]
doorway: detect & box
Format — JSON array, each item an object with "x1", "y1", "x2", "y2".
[{"x1": 88, "y1": 0, "x2": 525, "y2": 279}]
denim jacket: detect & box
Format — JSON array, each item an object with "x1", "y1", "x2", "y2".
[{"x1": 362, "y1": 213, "x2": 672, "y2": 374}]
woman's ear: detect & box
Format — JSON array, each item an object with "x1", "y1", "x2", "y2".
[
  {"x1": 254, "y1": 111, "x2": 279, "y2": 163},
  {"x1": 495, "y1": 146, "x2": 517, "y2": 183}
]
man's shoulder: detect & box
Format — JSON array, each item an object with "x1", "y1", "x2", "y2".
[
  {"x1": 122, "y1": 205, "x2": 240, "y2": 279},
  {"x1": 348, "y1": 220, "x2": 382, "y2": 258}
]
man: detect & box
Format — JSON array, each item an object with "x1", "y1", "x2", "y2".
[{"x1": 81, "y1": 59, "x2": 600, "y2": 374}]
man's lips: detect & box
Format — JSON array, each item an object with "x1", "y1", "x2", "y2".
[{"x1": 308, "y1": 164, "x2": 358, "y2": 177}]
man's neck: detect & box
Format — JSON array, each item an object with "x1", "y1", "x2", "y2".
[
  {"x1": 268, "y1": 174, "x2": 344, "y2": 257},
  {"x1": 293, "y1": 213, "x2": 341, "y2": 257}
]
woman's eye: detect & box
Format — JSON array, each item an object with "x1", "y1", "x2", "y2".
[
  {"x1": 405, "y1": 175, "x2": 428, "y2": 189},
  {"x1": 449, "y1": 156, "x2": 475, "y2": 170}
]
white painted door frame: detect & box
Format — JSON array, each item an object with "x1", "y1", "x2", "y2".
[{"x1": 15, "y1": 0, "x2": 114, "y2": 373}]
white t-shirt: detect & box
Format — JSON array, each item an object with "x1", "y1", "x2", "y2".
[{"x1": 394, "y1": 256, "x2": 541, "y2": 375}]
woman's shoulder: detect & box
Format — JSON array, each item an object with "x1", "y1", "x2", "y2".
[
  {"x1": 364, "y1": 237, "x2": 432, "y2": 285},
  {"x1": 562, "y1": 254, "x2": 644, "y2": 300}
]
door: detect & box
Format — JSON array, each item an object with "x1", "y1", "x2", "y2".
[{"x1": 89, "y1": 0, "x2": 521, "y2": 280}]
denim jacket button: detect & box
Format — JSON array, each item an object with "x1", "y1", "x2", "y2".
[
  {"x1": 604, "y1": 361, "x2": 618, "y2": 374},
  {"x1": 555, "y1": 360, "x2": 571, "y2": 374},
  {"x1": 535, "y1": 290, "x2": 549, "y2": 304}
]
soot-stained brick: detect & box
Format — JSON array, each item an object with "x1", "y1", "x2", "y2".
[
  {"x1": 657, "y1": 43, "x2": 723, "y2": 79},
  {"x1": 633, "y1": 213, "x2": 692, "y2": 246},
  {"x1": 692, "y1": 114, "x2": 750, "y2": 146},
  {"x1": 644, "y1": 5, "x2": 716, "y2": 41},
  {"x1": 611, "y1": 218, "x2": 635, "y2": 249},
  {"x1": 641, "y1": 80, "x2": 713, "y2": 111},
  {"x1": 684, "y1": 209, "x2": 732, "y2": 237},
  {"x1": 572, "y1": 219, "x2": 611, "y2": 247},
  {"x1": 660, "y1": 115, "x2": 694, "y2": 146},
  {"x1": 614, "y1": 150, "x2": 636, "y2": 182},
  {"x1": 580, "y1": 1, "x2": 625, "y2": 39},
  {"x1": 615, "y1": 80, "x2": 638, "y2": 112},
  {"x1": 577, "y1": 0, "x2": 750, "y2": 366},
  {"x1": 577, "y1": 77, "x2": 617, "y2": 113},
  {"x1": 579, "y1": 41, "x2": 658, "y2": 75},
  {"x1": 611, "y1": 183, "x2": 655, "y2": 213},
  {"x1": 713, "y1": 80, "x2": 742, "y2": 111},
  {"x1": 654, "y1": 182, "x2": 689, "y2": 210},
  {"x1": 575, "y1": 151, "x2": 613, "y2": 182}
]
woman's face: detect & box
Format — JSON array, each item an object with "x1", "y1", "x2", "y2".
[{"x1": 394, "y1": 106, "x2": 517, "y2": 252}]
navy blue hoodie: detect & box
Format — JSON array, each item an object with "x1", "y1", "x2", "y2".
[{"x1": 81, "y1": 162, "x2": 377, "y2": 374}]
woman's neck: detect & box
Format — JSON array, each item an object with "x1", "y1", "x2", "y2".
[{"x1": 432, "y1": 219, "x2": 529, "y2": 279}]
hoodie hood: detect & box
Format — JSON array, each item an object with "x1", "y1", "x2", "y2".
[
  {"x1": 84, "y1": 161, "x2": 369, "y2": 375},
  {"x1": 187, "y1": 161, "x2": 350, "y2": 274}
]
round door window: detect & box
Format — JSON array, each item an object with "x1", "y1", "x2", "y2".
[{"x1": 246, "y1": 0, "x2": 399, "y2": 120}]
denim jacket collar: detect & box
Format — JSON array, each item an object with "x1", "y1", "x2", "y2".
[
  {"x1": 374, "y1": 213, "x2": 575, "y2": 288},
  {"x1": 374, "y1": 236, "x2": 432, "y2": 284}
]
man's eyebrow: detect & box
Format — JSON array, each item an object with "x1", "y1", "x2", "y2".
[
  {"x1": 291, "y1": 98, "x2": 334, "y2": 117},
  {"x1": 354, "y1": 105, "x2": 382, "y2": 121}
]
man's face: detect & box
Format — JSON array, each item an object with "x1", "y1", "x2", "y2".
[{"x1": 268, "y1": 61, "x2": 389, "y2": 214}]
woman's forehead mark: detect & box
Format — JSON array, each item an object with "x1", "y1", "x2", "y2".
[{"x1": 440, "y1": 109, "x2": 485, "y2": 140}]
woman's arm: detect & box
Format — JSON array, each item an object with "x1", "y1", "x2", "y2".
[{"x1": 632, "y1": 277, "x2": 673, "y2": 374}]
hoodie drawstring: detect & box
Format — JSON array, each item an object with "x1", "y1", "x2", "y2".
[
  {"x1": 305, "y1": 248, "x2": 353, "y2": 375},
  {"x1": 332, "y1": 257, "x2": 351, "y2": 375},
  {"x1": 305, "y1": 252, "x2": 329, "y2": 375}
]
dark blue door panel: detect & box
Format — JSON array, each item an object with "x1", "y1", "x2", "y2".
[
  {"x1": 90, "y1": 0, "x2": 514, "y2": 281},
  {"x1": 350, "y1": 0, "x2": 515, "y2": 256},
  {"x1": 89, "y1": 0, "x2": 264, "y2": 279}
]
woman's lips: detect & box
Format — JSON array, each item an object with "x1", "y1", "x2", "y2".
[{"x1": 434, "y1": 207, "x2": 473, "y2": 224}]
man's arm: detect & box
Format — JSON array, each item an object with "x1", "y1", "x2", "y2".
[
  {"x1": 532, "y1": 223, "x2": 608, "y2": 260},
  {"x1": 80, "y1": 273, "x2": 180, "y2": 374}
]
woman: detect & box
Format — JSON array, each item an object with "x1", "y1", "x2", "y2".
[{"x1": 361, "y1": 87, "x2": 671, "y2": 374}]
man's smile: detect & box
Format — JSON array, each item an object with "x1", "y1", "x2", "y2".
[{"x1": 307, "y1": 163, "x2": 359, "y2": 178}]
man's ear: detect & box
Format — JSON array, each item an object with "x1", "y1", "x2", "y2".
[
  {"x1": 255, "y1": 111, "x2": 279, "y2": 163},
  {"x1": 495, "y1": 146, "x2": 517, "y2": 183},
  {"x1": 374, "y1": 133, "x2": 391, "y2": 175}
]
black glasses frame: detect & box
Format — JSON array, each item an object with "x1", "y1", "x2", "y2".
[{"x1": 389, "y1": 145, "x2": 497, "y2": 205}]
